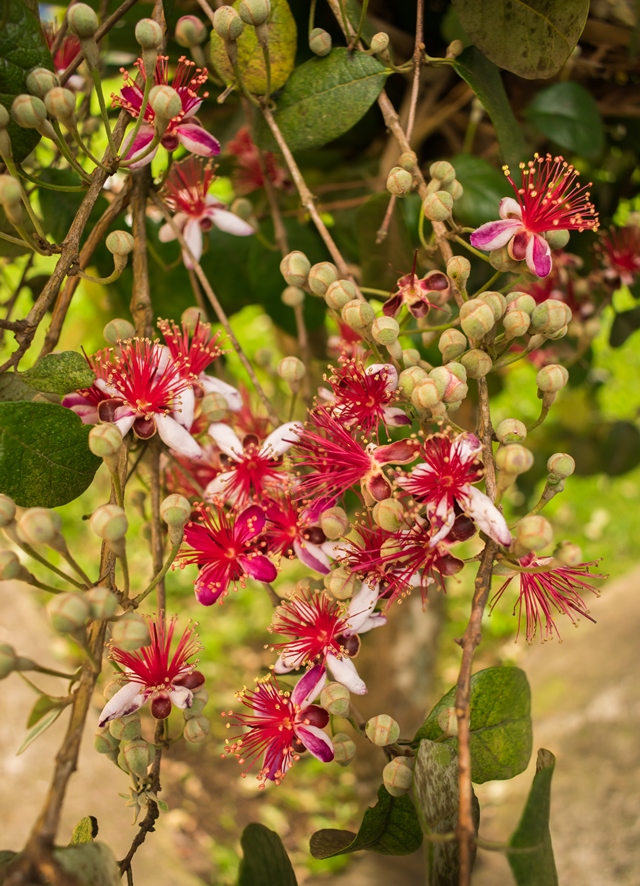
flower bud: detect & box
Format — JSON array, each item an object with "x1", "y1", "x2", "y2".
[
  {"x1": 402, "y1": 348, "x2": 421, "y2": 367},
  {"x1": 89, "y1": 424, "x2": 123, "y2": 460},
  {"x1": 325, "y1": 279, "x2": 356, "y2": 310},
  {"x1": 547, "y1": 453, "x2": 575, "y2": 479},
  {"x1": 106, "y1": 230, "x2": 134, "y2": 256},
  {"x1": 398, "y1": 366, "x2": 428, "y2": 396},
  {"x1": 280, "y1": 250, "x2": 310, "y2": 287},
  {"x1": 67, "y1": 3, "x2": 99, "y2": 38},
  {"x1": 554, "y1": 540, "x2": 582, "y2": 567},
  {"x1": 546, "y1": 324, "x2": 568, "y2": 341},
  {"x1": 277, "y1": 356, "x2": 304, "y2": 384},
  {"x1": 372, "y1": 498, "x2": 405, "y2": 532},
  {"x1": 183, "y1": 695, "x2": 207, "y2": 719},
  {"x1": 149, "y1": 85, "x2": 182, "y2": 121},
  {"x1": 443, "y1": 259, "x2": 469, "y2": 290},
  {"x1": 175, "y1": 15, "x2": 208, "y2": 47},
  {"x1": 324, "y1": 566, "x2": 358, "y2": 601},
  {"x1": 319, "y1": 506, "x2": 349, "y2": 539},
  {"x1": 495, "y1": 419, "x2": 527, "y2": 443},
  {"x1": 459, "y1": 299, "x2": 495, "y2": 340},
  {"x1": 320, "y1": 681, "x2": 350, "y2": 716},
  {"x1": 122, "y1": 738, "x2": 152, "y2": 776},
  {"x1": 481, "y1": 291, "x2": 507, "y2": 321},
  {"x1": 184, "y1": 714, "x2": 210, "y2": 743},
  {"x1": 530, "y1": 299, "x2": 572, "y2": 336},
  {"x1": 0, "y1": 105, "x2": 8, "y2": 128},
  {"x1": 308, "y1": 262, "x2": 338, "y2": 296},
  {"x1": 160, "y1": 493, "x2": 191, "y2": 528},
  {"x1": 382, "y1": 757, "x2": 414, "y2": 797},
  {"x1": 502, "y1": 310, "x2": 531, "y2": 339},
  {"x1": 429, "y1": 160, "x2": 456, "y2": 185},
  {"x1": 11, "y1": 94, "x2": 47, "y2": 129},
  {"x1": 495, "y1": 443, "x2": 534, "y2": 475},
  {"x1": 239, "y1": 0, "x2": 271, "y2": 25},
  {"x1": 436, "y1": 706, "x2": 458, "y2": 736},
  {"x1": 94, "y1": 728, "x2": 120, "y2": 754},
  {"x1": 369, "y1": 32, "x2": 389, "y2": 53},
  {"x1": 0, "y1": 494, "x2": 16, "y2": 527},
  {"x1": 103, "y1": 679, "x2": 123, "y2": 700},
  {"x1": 341, "y1": 299, "x2": 375, "y2": 331},
  {"x1": 47, "y1": 593, "x2": 91, "y2": 634},
  {"x1": 111, "y1": 613, "x2": 150, "y2": 650},
  {"x1": 109, "y1": 712, "x2": 142, "y2": 741},
  {"x1": 515, "y1": 515, "x2": 553, "y2": 552},
  {"x1": 0, "y1": 643, "x2": 17, "y2": 679},
  {"x1": 422, "y1": 190, "x2": 453, "y2": 221},
  {"x1": 438, "y1": 328, "x2": 467, "y2": 362},
  {"x1": 545, "y1": 229, "x2": 570, "y2": 249},
  {"x1": 441, "y1": 179, "x2": 463, "y2": 200},
  {"x1": 332, "y1": 732, "x2": 356, "y2": 765},
  {"x1": 103, "y1": 318, "x2": 135, "y2": 344},
  {"x1": 230, "y1": 197, "x2": 253, "y2": 220},
  {"x1": 454, "y1": 353, "x2": 488, "y2": 385},
  {"x1": 429, "y1": 364, "x2": 467, "y2": 403},
  {"x1": 281, "y1": 286, "x2": 305, "y2": 307},
  {"x1": 90, "y1": 504, "x2": 128, "y2": 542},
  {"x1": 536, "y1": 364, "x2": 568, "y2": 393},
  {"x1": 17, "y1": 508, "x2": 62, "y2": 547},
  {"x1": 386, "y1": 166, "x2": 413, "y2": 197},
  {"x1": 411, "y1": 378, "x2": 441, "y2": 410},
  {"x1": 213, "y1": 5, "x2": 244, "y2": 41},
  {"x1": 309, "y1": 27, "x2": 332, "y2": 56},
  {"x1": 365, "y1": 714, "x2": 400, "y2": 746},
  {"x1": 371, "y1": 316, "x2": 399, "y2": 346},
  {"x1": 26, "y1": 67, "x2": 59, "y2": 99},
  {"x1": 201, "y1": 391, "x2": 228, "y2": 422},
  {"x1": 506, "y1": 292, "x2": 536, "y2": 314},
  {"x1": 0, "y1": 550, "x2": 26, "y2": 581},
  {"x1": 85, "y1": 586, "x2": 118, "y2": 621},
  {"x1": 489, "y1": 246, "x2": 522, "y2": 273},
  {"x1": 135, "y1": 19, "x2": 163, "y2": 50}
]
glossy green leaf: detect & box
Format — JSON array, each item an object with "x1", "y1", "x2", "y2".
[
  {"x1": 26, "y1": 694, "x2": 66, "y2": 729},
  {"x1": 17, "y1": 707, "x2": 63, "y2": 755},
  {"x1": 253, "y1": 49, "x2": 388, "y2": 153},
  {"x1": 452, "y1": 0, "x2": 589, "y2": 79},
  {"x1": 357, "y1": 192, "x2": 414, "y2": 293},
  {"x1": 451, "y1": 46, "x2": 526, "y2": 170},
  {"x1": 415, "y1": 666, "x2": 532, "y2": 784},
  {"x1": 210, "y1": 0, "x2": 297, "y2": 95},
  {"x1": 0, "y1": 0, "x2": 53, "y2": 161},
  {"x1": 70, "y1": 816, "x2": 98, "y2": 845},
  {"x1": 526, "y1": 82, "x2": 604, "y2": 158},
  {"x1": 238, "y1": 823, "x2": 297, "y2": 886},
  {"x1": 53, "y1": 843, "x2": 120, "y2": 886},
  {"x1": 451, "y1": 154, "x2": 510, "y2": 229},
  {"x1": 21, "y1": 351, "x2": 95, "y2": 395},
  {"x1": 0, "y1": 402, "x2": 101, "y2": 507},
  {"x1": 609, "y1": 306, "x2": 640, "y2": 347},
  {"x1": 508, "y1": 749, "x2": 559, "y2": 886},
  {"x1": 310, "y1": 785, "x2": 423, "y2": 858}
]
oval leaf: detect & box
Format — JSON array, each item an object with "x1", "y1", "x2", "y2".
[
  {"x1": 252, "y1": 49, "x2": 388, "y2": 153},
  {"x1": 451, "y1": 0, "x2": 589, "y2": 80},
  {"x1": 0, "y1": 401, "x2": 101, "y2": 507},
  {"x1": 54, "y1": 843, "x2": 120, "y2": 886},
  {"x1": 526, "y1": 82, "x2": 604, "y2": 158},
  {"x1": 209, "y1": 0, "x2": 297, "y2": 95},
  {"x1": 508, "y1": 749, "x2": 559, "y2": 886},
  {"x1": 17, "y1": 707, "x2": 63, "y2": 755},
  {"x1": 21, "y1": 351, "x2": 95, "y2": 395},
  {"x1": 239, "y1": 823, "x2": 297, "y2": 886}
]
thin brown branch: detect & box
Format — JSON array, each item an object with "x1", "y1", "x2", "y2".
[
  {"x1": 405, "y1": 0, "x2": 424, "y2": 143},
  {"x1": 130, "y1": 168, "x2": 154, "y2": 338},
  {"x1": 59, "y1": 0, "x2": 142, "y2": 85}
]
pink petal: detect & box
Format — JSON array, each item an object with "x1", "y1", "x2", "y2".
[
  {"x1": 241, "y1": 553, "x2": 277, "y2": 583},
  {"x1": 168, "y1": 686, "x2": 193, "y2": 709},
  {"x1": 383, "y1": 406, "x2": 411, "y2": 427},
  {"x1": 98, "y1": 682, "x2": 147, "y2": 727},
  {"x1": 121, "y1": 125, "x2": 157, "y2": 168},
  {"x1": 158, "y1": 223, "x2": 177, "y2": 243},
  {"x1": 114, "y1": 410, "x2": 136, "y2": 437},
  {"x1": 527, "y1": 233, "x2": 552, "y2": 278},
  {"x1": 234, "y1": 504, "x2": 266, "y2": 541},
  {"x1": 155, "y1": 414, "x2": 202, "y2": 460},
  {"x1": 374, "y1": 438, "x2": 419, "y2": 465},
  {"x1": 296, "y1": 724, "x2": 334, "y2": 763},
  {"x1": 326, "y1": 654, "x2": 367, "y2": 695},
  {"x1": 463, "y1": 485, "x2": 511, "y2": 546},
  {"x1": 470, "y1": 218, "x2": 522, "y2": 251},
  {"x1": 366, "y1": 363, "x2": 398, "y2": 391},
  {"x1": 293, "y1": 539, "x2": 331, "y2": 574},
  {"x1": 291, "y1": 665, "x2": 326, "y2": 706},
  {"x1": 209, "y1": 207, "x2": 255, "y2": 236},
  {"x1": 175, "y1": 123, "x2": 221, "y2": 157}
]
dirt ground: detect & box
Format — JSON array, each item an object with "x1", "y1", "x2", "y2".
[{"x1": 1, "y1": 564, "x2": 638, "y2": 885}]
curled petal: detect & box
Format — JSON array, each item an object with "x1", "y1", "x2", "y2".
[
  {"x1": 200, "y1": 376, "x2": 242, "y2": 411},
  {"x1": 346, "y1": 583, "x2": 380, "y2": 633},
  {"x1": 240, "y1": 553, "x2": 277, "y2": 583},
  {"x1": 208, "y1": 207, "x2": 255, "y2": 236},
  {"x1": 168, "y1": 685, "x2": 194, "y2": 709},
  {"x1": 374, "y1": 438, "x2": 419, "y2": 465},
  {"x1": 208, "y1": 422, "x2": 243, "y2": 460},
  {"x1": 261, "y1": 422, "x2": 304, "y2": 457},
  {"x1": 175, "y1": 385, "x2": 195, "y2": 429},
  {"x1": 296, "y1": 724, "x2": 334, "y2": 763},
  {"x1": 98, "y1": 682, "x2": 147, "y2": 727},
  {"x1": 499, "y1": 197, "x2": 523, "y2": 219},
  {"x1": 234, "y1": 504, "x2": 266, "y2": 541},
  {"x1": 182, "y1": 218, "x2": 204, "y2": 268},
  {"x1": 114, "y1": 409, "x2": 136, "y2": 438},
  {"x1": 470, "y1": 218, "x2": 523, "y2": 251},
  {"x1": 383, "y1": 406, "x2": 411, "y2": 427},
  {"x1": 155, "y1": 414, "x2": 202, "y2": 459},
  {"x1": 326, "y1": 654, "x2": 367, "y2": 695},
  {"x1": 203, "y1": 472, "x2": 233, "y2": 500},
  {"x1": 291, "y1": 664, "x2": 326, "y2": 707},
  {"x1": 293, "y1": 539, "x2": 331, "y2": 574},
  {"x1": 158, "y1": 212, "x2": 188, "y2": 243},
  {"x1": 121, "y1": 124, "x2": 156, "y2": 168},
  {"x1": 527, "y1": 233, "x2": 552, "y2": 278},
  {"x1": 175, "y1": 123, "x2": 221, "y2": 157},
  {"x1": 463, "y1": 485, "x2": 512, "y2": 546}
]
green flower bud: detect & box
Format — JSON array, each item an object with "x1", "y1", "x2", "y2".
[
  {"x1": 90, "y1": 504, "x2": 128, "y2": 542},
  {"x1": 94, "y1": 728, "x2": 120, "y2": 754},
  {"x1": 341, "y1": 299, "x2": 375, "y2": 331},
  {"x1": 0, "y1": 550, "x2": 26, "y2": 581},
  {"x1": 89, "y1": 423, "x2": 123, "y2": 459},
  {"x1": 324, "y1": 566, "x2": 358, "y2": 601},
  {"x1": 26, "y1": 67, "x2": 59, "y2": 99},
  {"x1": 398, "y1": 366, "x2": 428, "y2": 396},
  {"x1": 365, "y1": 714, "x2": 400, "y2": 746},
  {"x1": 330, "y1": 732, "x2": 355, "y2": 765},
  {"x1": 111, "y1": 613, "x2": 150, "y2": 651},
  {"x1": 103, "y1": 679, "x2": 123, "y2": 700},
  {"x1": 67, "y1": 3, "x2": 99, "y2": 38},
  {"x1": 184, "y1": 714, "x2": 210, "y2": 743},
  {"x1": 47, "y1": 593, "x2": 91, "y2": 634},
  {"x1": 545, "y1": 229, "x2": 570, "y2": 249},
  {"x1": 369, "y1": 32, "x2": 389, "y2": 54},
  {"x1": 502, "y1": 310, "x2": 531, "y2": 339},
  {"x1": 386, "y1": 166, "x2": 413, "y2": 197},
  {"x1": 536, "y1": 364, "x2": 569, "y2": 393},
  {"x1": 308, "y1": 261, "x2": 338, "y2": 296},
  {"x1": 515, "y1": 515, "x2": 553, "y2": 553},
  {"x1": 116, "y1": 750, "x2": 130, "y2": 772},
  {"x1": 320, "y1": 506, "x2": 349, "y2": 539},
  {"x1": 411, "y1": 378, "x2": 441, "y2": 410},
  {"x1": 320, "y1": 681, "x2": 350, "y2": 716},
  {"x1": 280, "y1": 251, "x2": 311, "y2": 287},
  {"x1": 175, "y1": 15, "x2": 208, "y2": 47},
  {"x1": 135, "y1": 19, "x2": 163, "y2": 50},
  {"x1": 459, "y1": 299, "x2": 495, "y2": 340},
  {"x1": 530, "y1": 299, "x2": 572, "y2": 335},
  {"x1": 372, "y1": 498, "x2": 405, "y2": 532},
  {"x1": 201, "y1": 391, "x2": 228, "y2": 422},
  {"x1": 0, "y1": 105, "x2": 8, "y2": 128},
  {"x1": 309, "y1": 27, "x2": 332, "y2": 56},
  {"x1": 11, "y1": 95, "x2": 47, "y2": 129},
  {"x1": 495, "y1": 443, "x2": 534, "y2": 475},
  {"x1": 438, "y1": 328, "x2": 467, "y2": 362},
  {"x1": 441, "y1": 179, "x2": 463, "y2": 200},
  {"x1": 429, "y1": 363, "x2": 467, "y2": 403},
  {"x1": 106, "y1": 230, "x2": 134, "y2": 256},
  {"x1": 382, "y1": 757, "x2": 414, "y2": 797},
  {"x1": 213, "y1": 5, "x2": 244, "y2": 41},
  {"x1": 547, "y1": 453, "x2": 575, "y2": 479},
  {"x1": 402, "y1": 348, "x2": 420, "y2": 367},
  {"x1": 422, "y1": 190, "x2": 453, "y2": 221},
  {"x1": 554, "y1": 540, "x2": 582, "y2": 567},
  {"x1": 481, "y1": 291, "x2": 507, "y2": 321},
  {"x1": 506, "y1": 292, "x2": 536, "y2": 314},
  {"x1": 495, "y1": 419, "x2": 527, "y2": 443},
  {"x1": 239, "y1": 0, "x2": 271, "y2": 26},
  {"x1": 446, "y1": 38, "x2": 465, "y2": 57},
  {"x1": 149, "y1": 85, "x2": 182, "y2": 121},
  {"x1": 371, "y1": 316, "x2": 400, "y2": 345},
  {"x1": 546, "y1": 324, "x2": 568, "y2": 341},
  {"x1": 446, "y1": 255, "x2": 471, "y2": 284},
  {"x1": 489, "y1": 246, "x2": 522, "y2": 273},
  {"x1": 281, "y1": 286, "x2": 305, "y2": 307},
  {"x1": 0, "y1": 643, "x2": 17, "y2": 679},
  {"x1": 17, "y1": 508, "x2": 62, "y2": 547},
  {"x1": 103, "y1": 318, "x2": 135, "y2": 344},
  {"x1": 460, "y1": 348, "x2": 492, "y2": 379},
  {"x1": 183, "y1": 695, "x2": 208, "y2": 719},
  {"x1": 0, "y1": 494, "x2": 16, "y2": 527},
  {"x1": 86, "y1": 586, "x2": 118, "y2": 620},
  {"x1": 325, "y1": 279, "x2": 356, "y2": 310},
  {"x1": 278, "y1": 356, "x2": 306, "y2": 382},
  {"x1": 429, "y1": 160, "x2": 456, "y2": 185},
  {"x1": 122, "y1": 738, "x2": 152, "y2": 776},
  {"x1": 160, "y1": 493, "x2": 191, "y2": 530},
  {"x1": 109, "y1": 712, "x2": 142, "y2": 741},
  {"x1": 436, "y1": 705, "x2": 458, "y2": 736}
]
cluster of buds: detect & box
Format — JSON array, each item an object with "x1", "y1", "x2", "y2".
[{"x1": 422, "y1": 161, "x2": 465, "y2": 221}]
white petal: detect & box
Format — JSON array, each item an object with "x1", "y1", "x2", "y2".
[
  {"x1": 114, "y1": 412, "x2": 136, "y2": 437},
  {"x1": 155, "y1": 414, "x2": 202, "y2": 459},
  {"x1": 209, "y1": 207, "x2": 255, "y2": 236},
  {"x1": 158, "y1": 223, "x2": 177, "y2": 243},
  {"x1": 98, "y1": 682, "x2": 146, "y2": 727},
  {"x1": 347, "y1": 583, "x2": 380, "y2": 633},
  {"x1": 204, "y1": 472, "x2": 232, "y2": 500},
  {"x1": 95, "y1": 378, "x2": 122, "y2": 398},
  {"x1": 175, "y1": 385, "x2": 195, "y2": 429},
  {"x1": 199, "y1": 377, "x2": 243, "y2": 411},
  {"x1": 327, "y1": 654, "x2": 367, "y2": 695},
  {"x1": 366, "y1": 363, "x2": 398, "y2": 392},
  {"x1": 274, "y1": 653, "x2": 301, "y2": 673},
  {"x1": 168, "y1": 686, "x2": 194, "y2": 709},
  {"x1": 354, "y1": 612, "x2": 387, "y2": 634},
  {"x1": 183, "y1": 218, "x2": 203, "y2": 269},
  {"x1": 260, "y1": 422, "x2": 304, "y2": 457},
  {"x1": 208, "y1": 422, "x2": 243, "y2": 460},
  {"x1": 428, "y1": 507, "x2": 456, "y2": 547},
  {"x1": 463, "y1": 485, "x2": 512, "y2": 546},
  {"x1": 499, "y1": 197, "x2": 523, "y2": 220},
  {"x1": 292, "y1": 539, "x2": 331, "y2": 574}
]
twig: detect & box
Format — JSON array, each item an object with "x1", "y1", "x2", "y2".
[
  {"x1": 130, "y1": 168, "x2": 154, "y2": 338},
  {"x1": 59, "y1": 0, "x2": 142, "y2": 86},
  {"x1": 405, "y1": 0, "x2": 424, "y2": 144}
]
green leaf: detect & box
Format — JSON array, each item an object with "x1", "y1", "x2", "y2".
[
  {"x1": 451, "y1": 46, "x2": 526, "y2": 170},
  {"x1": 343, "y1": 0, "x2": 378, "y2": 45},
  {"x1": 53, "y1": 842, "x2": 120, "y2": 886},
  {"x1": 210, "y1": 0, "x2": 297, "y2": 94},
  {"x1": 609, "y1": 306, "x2": 640, "y2": 347},
  {"x1": 70, "y1": 816, "x2": 98, "y2": 845},
  {"x1": 0, "y1": 401, "x2": 101, "y2": 507},
  {"x1": 21, "y1": 351, "x2": 95, "y2": 395},
  {"x1": 0, "y1": 373, "x2": 38, "y2": 402},
  {"x1": 412, "y1": 740, "x2": 480, "y2": 886},
  {"x1": 357, "y1": 192, "x2": 413, "y2": 293},
  {"x1": 17, "y1": 707, "x2": 63, "y2": 755},
  {"x1": 0, "y1": 0, "x2": 54, "y2": 161},
  {"x1": 451, "y1": 0, "x2": 589, "y2": 79},
  {"x1": 253, "y1": 49, "x2": 388, "y2": 153},
  {"x1": 508, "y1": 749, "x2": 559, "y2": 886},
  {"x1": 415, "y1": 666, "x2": 532, "y2": 784},
  {"x1": 451, "y1": 154, "x2": 510, "y2": 229},
  {"x1": 238, "y1": 823, "x2": 298, "y2": 886},
  {"x1": 310, "y1": 785, "x2": 423, "y2": 859},
  {"x1": 526, "y1": 82, "x2": 604, "y2": 158},
  {"x1": 26, "y1": 694, "x2": 66, "y2": 728}
]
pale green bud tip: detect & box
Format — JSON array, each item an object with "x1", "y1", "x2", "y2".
[
  {"x1": 382, "y1": 757, "x2": 414, "y2": 796},
  {"x1": 106, "y1": 230, "x2": 134, "y2": 256},
  {"x1": 429, "y1": 160, "x2": 456, "y2": 185},
  {"x1": 442, "y1": 179, "x2": 464, "y2": 200},
  {"x1": 309, "y1": 27, "x2": 332, "y2": 56},
  {"x1": 160, "y1": 493, "x2": 191, "y2": 528},
  {"x1": 506, "y1": 292, "x2": 536, "y2": 314},
  {"x1": 111, "y1": 613, "x2": 150, "y2": 650},
  {"x1": 201, "y1": 391, "x2": 228, "y2": 422},
  {"x1": 319, "y1": 506, "x2": 349, "y2": 539},
  {"x1": 481, "y1": 291, "x2": 507, "y2": 321},
  {"x1": 0, "y1": 175, "x2": 23, "y2": 208},
  {"x1": 460, "y1": 348, "x2": 492, "y2": 379},
  {"x1": 365, "y1": 714, "x2": 400, "y2": 746},
  {"x1": 11, "y1": 94, "x2": 46, "y2": 129},
  {"x1": 489, "y1": 246, "x2": 522, "y2": 273},
  {"x1": 446, "y1": 255, "x2": 470, "y2": 282},
  {"x1": 308, "y1": 261, "x2": 338, "y2": 296},
  {"x1": 495, "y1": 419, "x2": 527, "y2": 443},
  {"x1": 123, "y1": 738, "x2": 151, "y2": 776},
  {"x1": 103, "y1": 318, "x2": 135, "y2": 344},
  {"x1": 495, "y1": 443, "x2": 534, "y2": 475},
  {"x1": 320, "y1": 681, "x2": 350, "y2": 716},
  {"x1": 324, "y1": 566, "x2": 358, "y2": 600},
  {"x1": 398, "y1": 151, "x2": 417, "y2": 172},
  {"x1": 184, "y1": 715, "x2": 210, "y2": 743},
  {"x1": 89, "y1": 423, "x2": 123, "y2": 458},
  {"x1": 277, "y1": 356, "x2": 305, "y2": 383},
  {"x1": 554, "y1": 541, "x2": 582, "y2": 567},
  {"x1": 67, "y1": 3, "x2": 99, "y2": 38},
  {"x1": 44, "y1": 87, "x2": 76, "y2": 122},
  {"x1": 459, "y1": 299, "x2": 495, "y2": 340},
  {"x1": 149, "y1": 85, "x2": 182, "y2": 120},
  {"x1": 135, "y1": 18, "x2": 163, "y2": 50},
  {"x1": 181, "y1": 306, "x2": 205, "y2": 331},
  {"x1": 0, "y1": 642, "x2": 17, "y2": 679},
  {"x1": 239, "y1": 0, "x2": 271, "y2": 25},
  {"x1": 386, "y1": 166, "x2": 413, "y2": 197},
  {"x1": 371, "y1": 316, "x2": 400, "y2": 345},
  {"x1": 86, "y1": 586, "x2": 118, "y2": 621},
  {"x1": 0, "y1": 550, "x2": 23, "y2": 580},
  {"x1": 372, "y1": 498, "x2": 405, "y2": 532},
  {"x1": 515, "y1": 515, "x2": 553, "y2": 552},
  {"x1": 370, "y1": 32, "x2": 389, "y2": 53},
  {"x1": 545, "y1": 228, "x2": 570, "y2": 249},
  {"x1": 280, "y1": 250, "x2": 310, "y2": 287},
  {"x1": 26, "y1": 67, "x2": 59, "y2": 99},
  {"x1": 47, "y1": 593, "x2": 91, "y2": 633},
  {"x1": 0, "y1": 493, "x2": 16, "y2": 526},
  {"x1": 231, "y1": 197, "x2": 254, "y2": 220},
  {"x1": 213, "y1": 5, "x2": 244, "y2": 40},
  {"x1": 110, "y1": 712, "x2": 142, "y2": 742},
  {"x1": 402, "y1": 348, "x2": 421, "y2": 367},
  {"x1": 103, "y1": 679, "x2": 123, "y2": 700},
  {"x1": 411, "y1": 378, "x2": 441, "y2": 410},
  {"x1": 0, "y1": 105, "x2": 9, "y2": 128},
  {"x1": 89, "y1": 504, "x2": 128, "y2": 542},
  {"x1": 341, "y1": 299, "x2": 375, "y2": 330},
  {"x1": 547, "y1": 452, "x2": 575, "y2": 479},
  {"x1": 422, "y1": 190, "x2": 453, "y2": 221},
  {"x1": 175, "y1": 15, "x2": 207, "y2": 47},
  {"x1": 325, "y1": 279, "x2": 356, "y2": 310},
  {"x1": 398, "y1": 366, "x2": 428, "y2": 396},
  {"x1": 530, "y1": 299, "x2": 572, "y2": 335},
  {"x1": 438, "y1": 328, "x2": 467, "y2": 361},
  {"x1": 17, "y1": 507, "x2": 62, "y2": 546},
  {"x1": 332, "y1": 732, "x2": 356, "y2": 765},
  {"x1": 536, "y1": 363, "x2": 569, "y2": 393},
  {"x1": 502, "y1": 310, "x2": 531, "y2": 338}
]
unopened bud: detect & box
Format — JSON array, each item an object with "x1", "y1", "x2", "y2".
[
  {"x1": 324, "y1": 566, "x2": 358, "y2": 601},
  {"x1": 320, "y1": 681, "x2": 350, "y2": 716},
  {"x1": 47, "y1": 593, "x2": 91, "y2": 633},
  {"x1": 109, "y1": 712, "x2": 142, "y2": 741},
  {"x1": 402, "y1": 348, "x2": 420, "y2": 367},
  {"x1": 370, "y1": 32, "x2": 389, "y2": 54},
  {"x1": 495, "y1": 443, "x2": 534, "y2": 475},
  {"x1": 122, "y1": 738, "x2": 151, "y2": 776},
  {"x1": 201, "y1": 391, "x2": 228, "y2": 422},
  {"x1": 67, "y1": 3, "x2": 99, "y2": 38},
  {"x1": 325, "y1": 279, "x2": 356, "y2": 310},
  {"x1": 106, "y1": 230, "x2": 134, "y2": 256},
  {"x1": 160, "y1": 494, "x2": 191, "y2": 531},
  {"x1": 383, "y1": 757, "x2": 414, "y2": 797},
  {"x1": 281, "y1": 286, "x2": 305, "y2": 307},
  {"x1": 429, "y1": 161, "x2": 456, "y2": 185},
  {"x1": 437, "y1": 706, "x2": 459, "y2": 736},
  {"x1": 365, "y1": 714, "x2": 400, "y2": 746},
  {"x1": 17, "y1": 508, "x2": 62, "y2": 547},
  {"x1": 446, "y1": 38, "x2": 465, "y2": 57},
  {"x1": 438, "y1": 328, "x2": 467, "y2": 362},
  {"x1": 372, "y1": 498, "x2": 405, "y2": 532},
  {"x1": 94, "y1": 728, "x2": 119, "y2": 754},
  {"x1": 489, "y1": 246, "x2": 522, "y2": 273},
  {"x1": 398, "y1": 366, "x2": 427, "y2": 396},
  {"x1": 429, "y1": 364, "x2": 467, "y2": 403},
  {"x1": 239, "y1": 0, "x2": 270, "y2": 25},
  {"x1": 149, "y1": 85, "x2": 182, "y2": 121},
  {"x1": 515, "y1": 515, "x2": 553, "y2": 553},
  {"x1": 26, "y1": 67, "x2": 59, "y2": 99},
  {"x1": 502, "y1": 310, "x2": 531, "y2": 339},
  {"x1": 11, "y1": 94, "x2": 47, "y2": 129},
  {"x1": 230, "y1": 197, "x2": 253, "y2": 220},
  {"x1": 481, "y1": 291, "x2": 507, "y2": 321},
  {"x1": 423, "y1": 190, "x2": 453, "y2": 221},
  {"x1": 309, "y1": 27, "x2": 332, "y2": 56},
  {"x1": 459, "y1": 299, "x2": 495, "y2": 340},
  {"x1": 341, "y1": 299, "x2": 375, "y2": 330},
  {"x1": 0, "y1": 643, "x2": 17, "y2": 679},
  {"x1": 175, "y1": 15, "x2": 207, "y2": 47},
  {"x1": 0, "y1": 494, "x2": 16, "y2": 527},
  {"x1": 90, "y1": 504, "x2": 128, "y2": 542},
  {"x1": 183, "y1": 695, "x2": 207, "y2": 719},
  {"x1": 308, "y1": 262, "x2": 338, "y2": 296},
  {"x1": 86, "y1": 586, "x2": 118, "y2": 620},
  {"x1": 103, "y1": 318, "x2": 135, "y2": 344},
  {"x1": 213, "y1": 5, "x2": 244, "y2": 41},
  {"x1": 89, "y1": 424, "x2": 123, "y2": 460},
  {"x1": 446, "y1": 255, "x2": 471, "y2": 285},
  {"x1": 135, "y1": 19, "x2": 163, "y2": 50},
  {"x1": 0, "y1": 175, "x2": 21, "y2": 208},
  {"x1": 278, "y1": 356, "x2": 305, "y2": 382},
  {"x1": 460, "y1": 348, "x2": 492, "y2": 379},
  {"x1": 547, "y1": 453, "x2": 575, "y2": 479},
  {"x1": 280, "y1": 250, "x2": 310, "y2": 287},
  {"x1": 530, "y1": 299, "x2": 572, "y2": 335},
  {"x1": 546, "y1": 324, "x2": 568, "y2": 341},
  {"x1": 545, "y1": 229, "x2": 570, "y2": 249},
  {"x1": 536, "y1": 364, "x2": 568, "y2": 393},
  {"x1": 371, "y1": 316, "x2": 399, "y2": 345},
  {"x1": 495, "y1": 419, "x2": 527, "y2": 443},
  {"x1": 386, "y1": 166, "x2": 413, "y2": 197},
  {"x1": 319, "y1": 506, "x2": 349, "y2": 539},
  {"x1": 412, "y1": 378, "x2": 441, "y2": 410},
  {"x1": 442, "y1": 179, "x2": 464, "y2": 200},
  {"x1": 332, "y1": 732, "x2": 356, "y2": 765},
  {"x1": 184, "y1": 715, "x2": 210, "y2": 743},
  {"x1": 554, "y1": 540, "x2": 583, "y2": 567},
  {"x1": 111, "y1": 613, "x2": 150, "y2": 650},
  {"x1": 506, "y1": 292, "x2": 536, "y2": 314},
  {"x1": 0, "y1": 550, "x2": 26, "y2": 580}
]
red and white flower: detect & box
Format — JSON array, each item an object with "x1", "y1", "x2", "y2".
[
  {"x1": 263, "y1": 498, "x2": 332, "y2": 574},
  {"x1": 324, "y1": 360, "x2": 409, "y2": 434},
  {"x1": 227, "y1": 126, "x2": 290, "y2": 195},
  {"x1": 596, "y1": 225, "x2": 640, "y2": 288}
]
